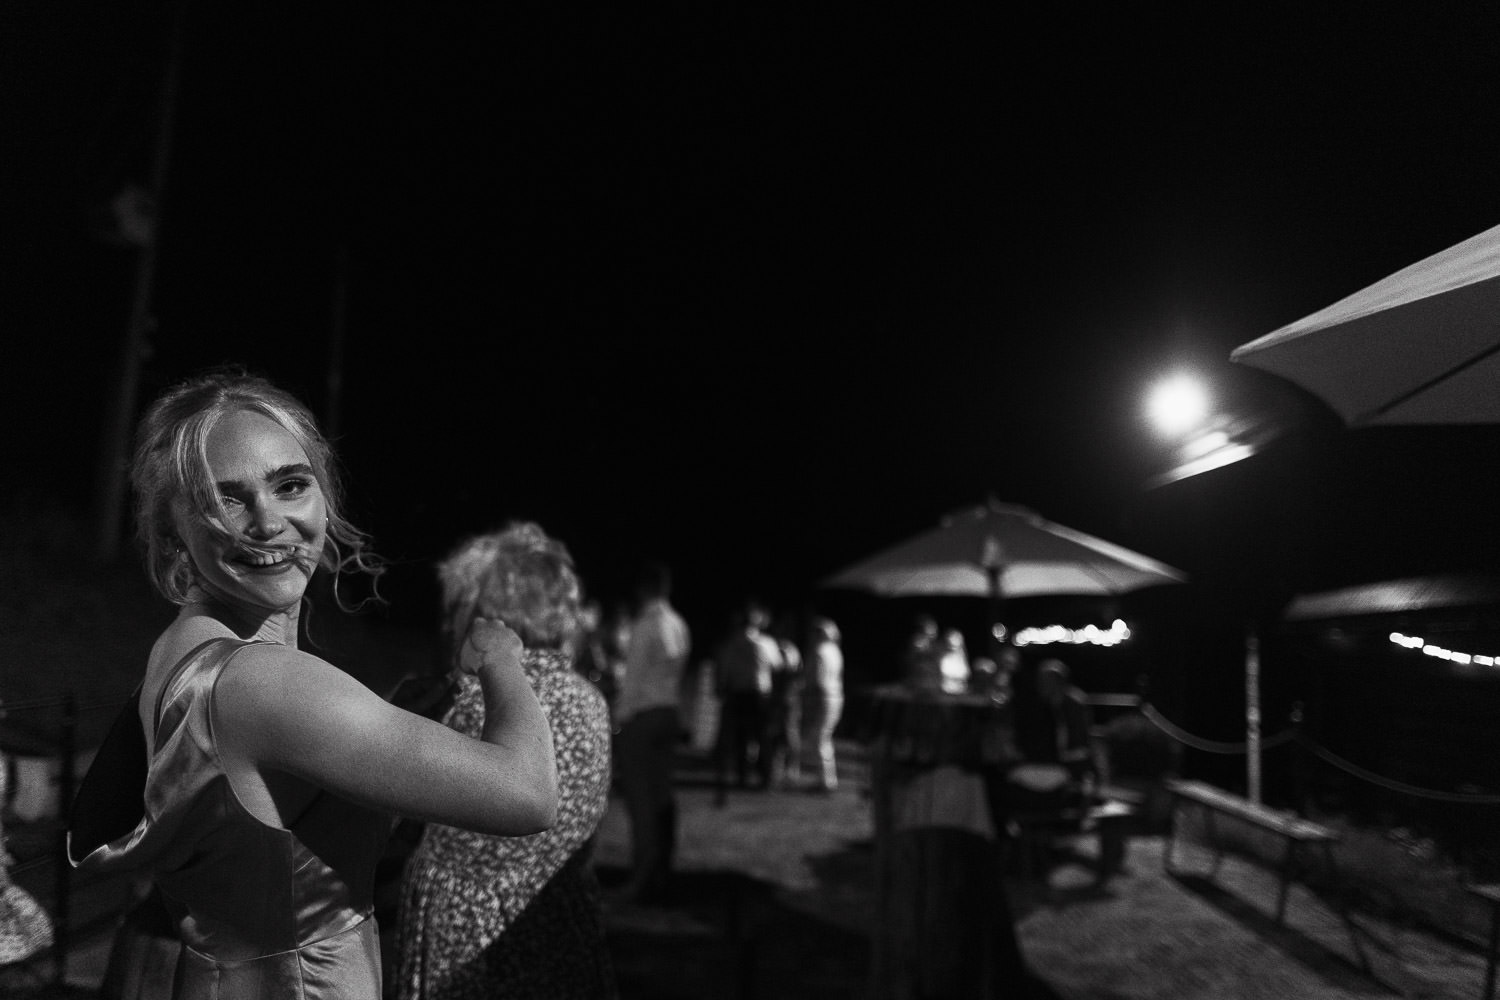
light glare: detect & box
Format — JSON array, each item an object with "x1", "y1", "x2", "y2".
[{"x1": 1147, "y1": 375, "x2": 1209, "y2": 437}]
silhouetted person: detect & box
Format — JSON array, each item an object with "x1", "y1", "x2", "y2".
[
  {"x1": 765, "y1": 613, "x2": 805, "y2": 789},
  {"x1": 714, "y1": 601, "x2": 780, "y2": 797},
  {"x1": 903, "y1": 614, "x2": 941, "y2": 688},
  {"x1": 613, "y1": 561, "x2": 691, "y2": 903},
  {"x1": 1033, "y1": 658, "x2": 1096, "y2": 788}
]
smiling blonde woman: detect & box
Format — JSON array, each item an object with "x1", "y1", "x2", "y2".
[{"x1": 69, "y1": 368, "x2": 558, "y2": 1000}]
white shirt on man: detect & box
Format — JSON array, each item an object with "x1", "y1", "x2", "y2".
[{"x1": 615, "y1": 597, "x2": 691, "y2": 722}]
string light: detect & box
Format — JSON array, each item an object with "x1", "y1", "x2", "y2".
[
  {"x1": 1389, "y1": 632, "x2": 1499, "y2": 667},
  {"x1": 1014, "y1": 619, "x2": 1131, "y2": 648}
]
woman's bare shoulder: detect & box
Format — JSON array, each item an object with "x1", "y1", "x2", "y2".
[{"x1": 215, "y1": 642, "x2": 370, "y2": 712}]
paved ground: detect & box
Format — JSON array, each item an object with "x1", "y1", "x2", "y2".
[
  {"x1": 5, "y1": 741, "x2": 1495, "y2": 999},
  {"x1": 593, "y1": 746, "x2": 1492, "y2": 1000}
]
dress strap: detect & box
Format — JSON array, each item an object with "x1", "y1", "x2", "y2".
[{"x1": 152, "y1": 638, "x2": 241, "y2": 736}]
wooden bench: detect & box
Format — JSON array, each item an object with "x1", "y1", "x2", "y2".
[{"x1": 1164, "y1": 779, "x2": 1368, "y2": 970}]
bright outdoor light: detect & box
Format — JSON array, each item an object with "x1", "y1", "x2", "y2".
[{"x1": 1146, "y1": 375, "x2": 1210, "y2": 437}]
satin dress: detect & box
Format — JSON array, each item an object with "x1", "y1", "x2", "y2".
[{"x1": 70, "y1": 637, "x2": 390, "y2": 999}]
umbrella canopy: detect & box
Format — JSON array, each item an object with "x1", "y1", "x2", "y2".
[
  {"x1": 1282, "y1": 572, "x2": 1500, "y2": 623},
  {"x1": 821, "y1": 500, "x2": 1188, "y2": 598},
  {"x1": 1231, "y1": 221, "x2": 1500, "y2": 426}
]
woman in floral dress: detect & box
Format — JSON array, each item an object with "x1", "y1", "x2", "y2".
[{"x1": 397, "y1": 522, "x2": 616, "y2": 999}]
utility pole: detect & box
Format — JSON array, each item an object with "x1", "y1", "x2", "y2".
[{"x1": 93, "y1": 5, "x2": 185, "y2": 563}]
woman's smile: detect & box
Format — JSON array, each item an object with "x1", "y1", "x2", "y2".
[{"x1": 230, "y1": 549, "x2": 296, "y2": 569}]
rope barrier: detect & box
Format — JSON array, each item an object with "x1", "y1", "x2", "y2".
[
  {"x1": 1137, "y1": 702, "x2": 1500, "y2": 806},
  {"x1": 1299, "y1": 739, "x2": 1500, "y2": 805},
  {"x1": 1138, "y1": 702, "x2": 1295, "y2": 755}
]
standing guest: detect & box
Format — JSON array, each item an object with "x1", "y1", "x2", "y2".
[
  {"x1": 613, "y1": 561, "x2": 691, "y2": 904},
  {"x1": 67, "y1": 369, "x2": 557, "y2": 999},
  {"x1": 713, "y1": 602, "x2": 781, "y2": 796},
  {"x1": 803, "y1": 617, "x2": 845, "y2": 793},
  {"x1": 764, "y1": 615, "x2": 805, "y2": 789},
  {"x1": 1033, "y1": 658, "x2": 1097, "y2": 788},
  {"x1": 398, "y1": 522, "x2": 615, "y2": 999},
  {"x1": 902, "y1": 614, "x2": 941, "y2": 688},
  {"x1": 937, "y1": 628, "x2": 972, "y2": 695},
  {"x1": 991, "y1": 645, "x2": 1021, "y2": 704}
]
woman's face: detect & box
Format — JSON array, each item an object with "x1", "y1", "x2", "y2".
[{"x1": 174, "y1": 409, "x2": 328, "y2": 614}]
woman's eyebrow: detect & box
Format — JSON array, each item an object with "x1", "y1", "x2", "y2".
[{"x1": 215, "y1": 463, "x2": 315, "y2": 491}]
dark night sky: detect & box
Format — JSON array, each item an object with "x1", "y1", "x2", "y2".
[{"x1": 7, "y1": 4, "x2": 1500, "y2": 635}]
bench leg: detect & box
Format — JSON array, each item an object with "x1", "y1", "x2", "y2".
[
  {"x1": 1275, "y1": 838, "x2": 1297, "y2": 923},
  {"x1": 1164, "y1": 802, "x2": 1180, "y2": 874},
  {"x1": 1318, "y1": 842, "x2": 1370, "y2": 974},
  {"x1": 1485, "y1": 897, "x2": 1499, "y2": 1000},
  {"x1": 1205, "y1": 809, "x2": 1224, "y2": 879}
]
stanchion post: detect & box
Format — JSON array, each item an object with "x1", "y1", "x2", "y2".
[
  {"x1": 53, "y1": 691, "x2": 77, "y2": 985},
  {"x1": 1289, "y1": 701, "x2": 1308, "y2": 816},
  {"x1": 1245, "y1": 627, "x2": 1261, "y2": 805}
]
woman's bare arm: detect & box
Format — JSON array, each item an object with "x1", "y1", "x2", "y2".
[{"x1": 215, "y1": 622, "x2": 558, "y2": 835}]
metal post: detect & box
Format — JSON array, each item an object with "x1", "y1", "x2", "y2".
[
  {"x1": 53, "y1": 691, "x2": 78, "y2": 984},
  {"x1": 1289, "y1": 701, "x2": 1307, "y2": 815},
  {"x1": 1245, "y1": 627, "x2": 1261, "y2": 805}
]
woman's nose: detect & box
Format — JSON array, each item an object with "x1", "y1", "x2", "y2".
[{"x1": 244, "y1": 500, "x2": 285, "y2": 539}]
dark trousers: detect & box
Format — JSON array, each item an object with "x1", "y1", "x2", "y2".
[
  {"x1": 617, "y1": 706, "x2": 679, "y2": 901},
  {"x1": 716, "y1": 690, "x2": 768, "y2": 793}
]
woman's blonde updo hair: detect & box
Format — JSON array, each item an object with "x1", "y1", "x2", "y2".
[
  {"x1": 130, "y1": 366, "x2": 383, "y2": 606},
  {"x1": 437, "y1": 521, "x2": 583, "y2": 653}
]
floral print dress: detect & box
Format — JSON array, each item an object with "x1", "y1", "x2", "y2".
[{"x1": 396, "y1": 648, "x2": 616, "y2": 999}]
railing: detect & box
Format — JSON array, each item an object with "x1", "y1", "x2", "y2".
[{"x1": 1131, "y1": 699, "x2": 1500, "y2": 807}]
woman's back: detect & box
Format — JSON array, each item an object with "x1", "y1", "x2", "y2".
[{"x1": 79, "y1": 637, "x2": 389, "y2": 999}]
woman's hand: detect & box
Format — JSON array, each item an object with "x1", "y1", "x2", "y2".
[{"x1": 459, "y1": 618, "x2": 524, "y2": 677}]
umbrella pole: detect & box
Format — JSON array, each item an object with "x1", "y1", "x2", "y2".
[{"x1": 986, "y1": 565, "x2": 1006, "y2": 657}]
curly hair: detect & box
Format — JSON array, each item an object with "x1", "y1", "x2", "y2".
[
  {"x1": 130, "y1": 366, "x2": 383, "y2": 606},
  {"x1": 437, "y1": 521, "x2": 583, "y2": 652}
]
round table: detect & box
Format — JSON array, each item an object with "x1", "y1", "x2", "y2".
[{"x1": 862, "y1": 684, "x2": 1028, "y2": 999}]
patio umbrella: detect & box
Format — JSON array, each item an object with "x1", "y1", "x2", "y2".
[
  {"x1": 1230, "y1": 220, "x2": 1500, "y2": 426},
  {"x1": 822, "y1": 499, "x2": 1188, "y2": 600},
  {"x1": 1231, "y1": 222, "x2": 1500, "y2": 800}
]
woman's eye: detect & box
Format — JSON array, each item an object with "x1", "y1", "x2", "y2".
[
  {"x1": 220, "y1": 495, "x2": 245, "y2": 510},
  {"x1": 276, "y1": 478, "x2": 313, "y2": 497}
]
